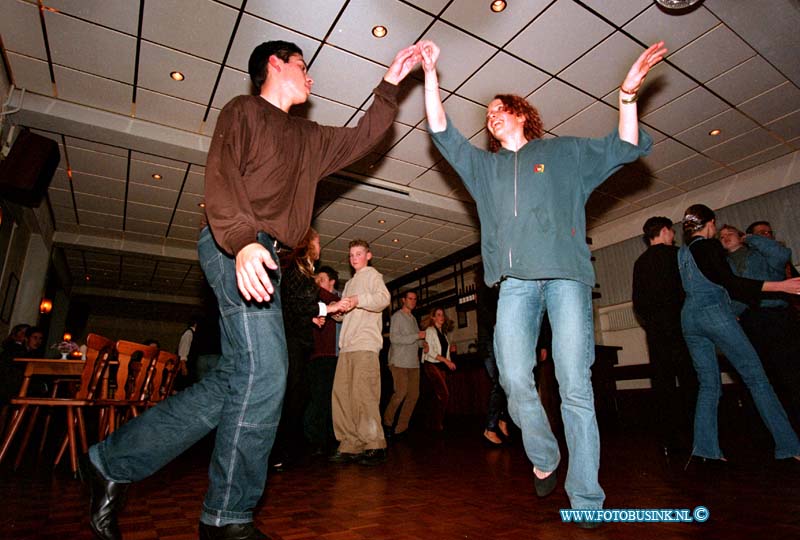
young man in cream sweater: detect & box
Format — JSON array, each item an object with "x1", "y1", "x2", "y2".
[{"x1": 330, "y1": 240, "x2": 390, "y2": 465}]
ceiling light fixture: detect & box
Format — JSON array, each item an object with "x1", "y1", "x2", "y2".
[
  {"x1": 39, "y1": 298, "x2": 53, "y2": 314},
  {"x1": 490, "y1": 0, "x2": 507, "y2": 12},
  {"x1": 403, "y1": 254, "x2": 410, "y2": 259},
  {"x1": 708, "y1": 129, "x2": 721, "y2": 136},
  {"x1": 198, "y1": 202, "x2": 206, "y2": 208},
  {"x1": 378, "y1": 219, "x2": 386, "y2": 224},
  {"x1": 654, "y1": 0, "x2": 703, "y2": 10},
  {"x1": 170, "y1": 71, "x2": 185, "y2": 81},
  {"x1": 372, "y1": 25, "x2": 388, "y2": 38},
  {"x1": 152, "y1": 173, "x2": 162, "y2": 180},
  {"x1": 391, "y1": 238, "x2": 399, "y2": 243}
]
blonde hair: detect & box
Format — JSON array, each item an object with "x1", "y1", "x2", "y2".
[{"x1": 421, "y1": 307, "x2": 454, "y2": 332}]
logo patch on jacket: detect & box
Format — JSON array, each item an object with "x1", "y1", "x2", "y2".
[{"x1": 534, "y1": 163, "x2": 545, "y2": 173}]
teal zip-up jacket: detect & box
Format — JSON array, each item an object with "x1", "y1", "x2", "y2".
[{"x1": 430, "y1": 117, "x2": 652, "y2": 287}]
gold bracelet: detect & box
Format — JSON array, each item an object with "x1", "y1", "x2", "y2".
[{"x1": 620, "y1": 93, "x2": 638, "y2": 104}]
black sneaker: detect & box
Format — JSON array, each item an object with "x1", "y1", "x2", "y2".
[
  {"x1": 533, "y1": 468, "x2": 557, "y2": 497},
  {"x1": 198, "y1": 522, "x2": 270, "y2": 540},
  {"x1": 358, "y1": 448, "x2": 387, "y2": 466}
]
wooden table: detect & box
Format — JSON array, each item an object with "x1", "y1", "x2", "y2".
[{"x1": 13, "y1": 357, "x2": 84, "y2": 397}]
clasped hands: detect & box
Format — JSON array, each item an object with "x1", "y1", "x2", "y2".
[{"x1": 313, "y1": 296, "x2": 358, "y2": 328}]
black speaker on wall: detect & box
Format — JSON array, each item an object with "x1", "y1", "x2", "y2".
[{"x1": 0, "y1": 129, "x2": 60, "y2": 207}]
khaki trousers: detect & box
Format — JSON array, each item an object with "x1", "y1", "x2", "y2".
[
  {"x1": 332, "y1": 350, "x2": 386, "y2": 453},
  {"x1": 383, "y1": 365, "x2": 420, "y2": 434}
]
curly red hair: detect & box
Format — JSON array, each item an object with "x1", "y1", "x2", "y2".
[{"x1": 487, "y1": 94, "x2": 544, "y2": 153}]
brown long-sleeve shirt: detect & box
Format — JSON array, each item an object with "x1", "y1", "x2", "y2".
[{"x1": 204, "y1": 80, "x2": 400, "y2": 255}]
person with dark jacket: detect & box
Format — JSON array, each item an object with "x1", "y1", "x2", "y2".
[
  {"x1": 81, "y1": 40, "x2": 421, "y2": 540},
  {"x1": 632, "y1": 217, "x2": 697, "y2": 455}
]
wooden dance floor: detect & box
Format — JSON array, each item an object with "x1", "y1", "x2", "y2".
[{"x1": 1, "y1": 410, "x2": 798, "y2": 540}]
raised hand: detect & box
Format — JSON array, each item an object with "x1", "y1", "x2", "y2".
[
  {"x1": 383, "y1": 45, "x2": 422, "y2": 85},
  {"x1": 418, "y1": 40, "x2": 440, "y2": 74},
  {"x1": 235, "y1": 242, "x2": 277, "y2": 302},
  {"x1": 621, "y1": 41, "x2": 667, "y2": 95}
]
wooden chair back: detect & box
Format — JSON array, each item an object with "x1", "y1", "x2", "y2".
[
  {"x1": 75, "y1": 333, "x2": 116, "y2": 400},
  {"x1": 112, "y1": 341, "x2": 159, "y2": 401},
  {"x1": 145, "y1": 350, "x2": 179, "y2": 404}
]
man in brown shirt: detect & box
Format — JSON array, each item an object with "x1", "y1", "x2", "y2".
[{"x1": 83, "y1": 40, "x2": 421, "y2": 540}]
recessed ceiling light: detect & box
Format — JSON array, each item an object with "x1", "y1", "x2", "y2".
[
  {"x1": 198, "y1": 202, "x2": 206, "y2": 208},
  {"x1": 403, "y1": 254, "x2": 410, "y2": 259},
  {"x1": 85, "y1": 275, "x2": 91, "y2": 281},
  {"x1": 152, "y1": 173, "x2": 162, "y2": 180},
  {"x1": 490, "y1": 0, "x2": 507, "y2": 12},
  {"x1": 414, "y1": 267, "x2": 420, "y2": 271},
  {"x1": 391, "y1": 238, "x2": 399, "y2": 243},
  {"x1": 170, "y1": 71, "x2": 185, "y2": 81},
  {"x1": 378, "y1": 219, "x2": 386, "y2": 224},
  {"x1": 708, "y1": 129, "x2": 721, "y2": 136},
  {"x1": 372, "y1": 25, "x2": 388, "y2": 38}
]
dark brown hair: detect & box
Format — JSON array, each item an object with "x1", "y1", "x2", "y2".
[{"x1": 487, "y1": 94, "x2": 544, "y2": 153}]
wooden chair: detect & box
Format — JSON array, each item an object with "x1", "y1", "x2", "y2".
[
  {"x1": 143, "y1": 350, "x2": 180, "y2": 406},
  {"x1": 94, "y1": 340, "x2": 158, "y2": 438},
  {"x1": 0, "y1": 333, "x2": 115, "y2": 474}
]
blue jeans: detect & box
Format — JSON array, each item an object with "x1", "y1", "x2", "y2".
[
  {"x1": 494, "y1": 278, "x2": 604, "y2": 509},
  {"x1": 682, "y1": 304, "x2": 800, "y2": 459},
  {"x1": 90, "y1": 227, "x2": 287, "y2": 526}
]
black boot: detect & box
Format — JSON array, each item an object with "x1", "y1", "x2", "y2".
[
  {"x1": 79, "y1": 454, "x2": 130, "y2": 540},
  {"x1": 198, "y1": 522, "x2": 270, "y2": 540}
]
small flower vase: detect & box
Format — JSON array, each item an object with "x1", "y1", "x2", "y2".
[{"x1": 60, "y1": 352, "x2": 68, "y2": 359}]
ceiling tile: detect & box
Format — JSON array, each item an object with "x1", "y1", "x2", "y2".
[
  {"x1": 6, "y1": 53, "x2": 53, "y2": 96},
  {"x1": 135, "y1": 89, "x2": 207, "y2": 132},
  {"x1": 346, "y1": 154, "x2": 426, "y2": 186},
  {"x1": 137, "y1": 41, "x2": 220, "y2": 105},
  {"x1": 457, "y1": 52, "x2": 549, "y2": 106},
  {"x1": 80, "y1": 210, "x2": 123, "y2": 229},
  {"x1": 68, "y1": 147, "x2": 128, "y2": 179},
  {"x1": 171, "y1": 211, "x2": 203, "y2": 229},
  {"x1": 356, "y1": 207, "x2": 411, "y2": 229},
  {"x1": 310, "y1": 46, "x2": 388, "y2": 107},
  {"x1": 419, "y1": 21, "x2": 496, "y2": 92},
  {"x1": 630, "y1": 186, "x2": 682, "y2": 207},
  {"x1": 408, "y1": 168, "x2": 461, "y2": 196},
  {"x1": 299, "y1": 95, "x2": 358, "y2": 126},
  {"x1": 441, "y1": 0, "x2": 550, "y2": 45},
  {"x1": 706, "y1": 56, "x2": 787, "y2": 106},
  {"x1": 551, "y1": 101, "x2": 618, "y2": 139},
  {"x1": 404, "y1": 0, "x2": 449, "y2": 14},
  {"x1": 212, "y1": 67, "x2": 252, "y2": 109},
  {"x1": 246, "y1": 0, "x2": 347, "y2": 40},
  {"x1": 48, "y1": 187, "x2": 72, "y2": 207},
  {"x1": 142, "y1": 0, "x2": 237, "y2": 63},
  {"x1": 47, "y1": 0, "x2": 141, "y2": 34},
  {"x1": 1, "y1": 0, "x2": 47, "y2": 58},
  {"x1": 580, "y1": 0, "x2": 652, "y2": 26},
  {"x1": 738, "y1": 82, "x2": 800, "y2": 125},
  {"x1": 652, "y1": 153, "x2": 722, "y2": 185},
  {"x1": 49, "y1": 168, "x2": 70, "y2": 191},
  {"x1": 44, "y1": 10, "x2": 136, "y2": 83},
  {"x1": 374, "y1": 231, "x2": 416, "y2": 248},
  {"x1": 728, "y1": 144, "x2": 792, "y2": 174},
  {"x1": 436, "y1": 94, "x2": 487, "y2": 138},
  {"x1": 340, "y1": 225, "x2": 385, "y2": 243},
  {"x1": 560, "y1": 32, "x2": 644, "y2": 98},
  {"x1": 65, "y1": 137, "x2": 127, "y2": 157},
  {"x1": 669, "y1": 25, "x2": 755, "y2": 84},
  {"x1": 394, "y1": 217, "x2": 445, "y2": 237},
  {"x1": 328, "y1": 0, "x2": 433, "y2": 66},
  {"x1": 52, "y1": 203, "x2": 77, "y2": 225},
  {"x1": 126, "y1": 218, "x2": 168, "y2": 237},
  {"x1": 226, "y1": 14, "x2": 321, "y2": 73},
  {"x1": 703, "y1": 128, "x2": 783, "y2": 165},
  {"x1": 638, "y1": 138, "x2": 695, "y2": 173},
  {"x1": 506, "y1": 0, "x2": 613, "y2": 75},
  {"x1": 176, "y1": 192, "x2": 204, "y2": 212},
  {"x1": 528, "y1": 79, "x2": 594, "y2": 131},
  {"x1": 394, "y1": 81, "x2": 440, "y2": 127},
  {"x1": 676, "y1": 167, "x2": 731, "y2": 192},
  {"x1": 766, "y1": 110, "x2": 800, "y2": 142},
  {"x1": 314, "y1": 218, "x2": 351, "y2": 237},
  {"x1": 127, "y1": 202, "x2": 173, "y2": 223},
  {"x1": 385, "y1": 128, "x2": 443, "y2": 167},
  {"x1": 624, "y1": 5, "x2": 719, "y2": 53},
  {"x1": 406, "y1": 236, "x2": 449, "y2": 254},
  {"x1": 183, "y1": 170, "x2": 205, "y2": 195},
  {"x1": 674, "y1": 108, "x2": 759, "y2": 152},
  {"x1": 428, "y1": 225, "x2": 474, "y2": 244},
  {"x1": 129, "y1": 156, "x2": 186, "y2": 191},
  {"x1": 54, "y1": 65, "x2": 133, "y2": 115},
  {"x1": 641, "y1": 87, "x2": 728, "y2": 135},
  {"x1": 70, "y1": 171, "x2": 125, "y2": 200},
  {"x1": 127, "y1": 183, "x2": 180, "y2": 209},
  {"x1": 317, "y1": 201, "x2": 374, "y2": 224}
]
